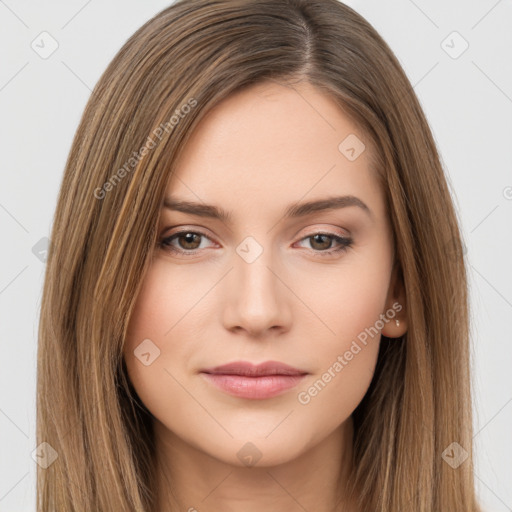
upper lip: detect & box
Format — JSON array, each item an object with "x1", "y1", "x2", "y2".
[{"x1": 200, "y1": 360, "x2": 308, "y2": 377}]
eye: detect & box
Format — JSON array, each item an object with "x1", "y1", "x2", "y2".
[
  {"x1": 159, "y1": 230, "x2": 216, "y2": 256},
  {"x1": 158, "y1": 229, "x2": 353, "y2": 258},
  {"x1": 294, "y1": 232, "x2": 353, "y2": 257}
]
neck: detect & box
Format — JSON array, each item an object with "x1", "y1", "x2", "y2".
[{"x1": 153, "y1": 416, "x2": 358, "y2": 512}]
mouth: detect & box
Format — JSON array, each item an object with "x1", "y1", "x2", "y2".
[{"x1": 200, "y1": 360, "x2": 308, "y2": 400}]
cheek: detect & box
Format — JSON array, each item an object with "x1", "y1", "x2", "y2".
[
  {"x1": 297, "y1": 251, "x2": 391, "y2": 356},
  {"x1": 122, "y1": 262, "x2": 191, "y2": 413},
  {"x1": 293, "y1": 283, "x2": 385, "y2": 434},
  {"x1": 123, "y1": 258, "x2": 227, "y2": 431},
  {"x1": 124, "y1": 257, "x2": 210, "y2": 351},
  {"x1": 292, "y1": 249, "x2": 391, "y2": 417}
]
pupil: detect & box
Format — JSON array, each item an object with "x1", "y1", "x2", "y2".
[
  {"x1": 181, "y1": 233, "x2": 199, "y2": 249},
  {"x1": 313, "y1": 234, "x2": 330, "y2": 250}
]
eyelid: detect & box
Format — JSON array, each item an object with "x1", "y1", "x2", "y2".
[
  {"x1": 161, "y1": 227, "x2": 219, "y2": 251},
  {"x1": 161, "y1": 225, "x2": 348, "y2": 245},
  {"x1": 294, "y1": 223, "x2": 350, "y2": 239},
  {"x1": 159, "y1": 225, "x2": 354, "y2": 260}
]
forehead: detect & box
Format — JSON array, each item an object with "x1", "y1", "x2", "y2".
[{"x1": 166, "y1": 80, "x2": 384, "y2": 221}]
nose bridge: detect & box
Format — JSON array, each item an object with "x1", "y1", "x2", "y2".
[{"x1": 224, "y1": 234, "x2": 290, "y2": 334}]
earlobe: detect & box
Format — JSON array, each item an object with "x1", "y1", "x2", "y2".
[
  {"x1": 381, "y1": 262, "x2": 407, "y2": 338},
  {"x1": 381, "y1": 314, "x2": 407, "y2": 338}
]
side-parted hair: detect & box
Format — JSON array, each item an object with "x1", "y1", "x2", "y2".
[{"x1": 37, "y1": 0, "x2": 481, "y2": 510}]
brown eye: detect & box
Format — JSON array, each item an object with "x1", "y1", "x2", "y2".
[
  {"x1": 309, "y1": 234, "x2": 334, "y2": 251},
  {"x1": 175, "y1": 232, "x2": 202, "y2": 250},
  {"x1": 295, "y1": 232, "x2": 353, "y2": 257},
  {"x1": 160, "y1": 230, "x2": 215, "y2": 255}
]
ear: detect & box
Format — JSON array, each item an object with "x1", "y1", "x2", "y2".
[{"x1": 381, "y1": 261, "x2": 407, "y2": 338}]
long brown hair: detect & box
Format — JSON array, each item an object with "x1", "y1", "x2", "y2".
[{"x1": 37, "y1": 0, "x2": 481, "y2": 510}]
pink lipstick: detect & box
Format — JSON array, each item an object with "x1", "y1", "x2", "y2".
[{"x1": 200, "y1": 361, "x2": 308, "y2": 400}]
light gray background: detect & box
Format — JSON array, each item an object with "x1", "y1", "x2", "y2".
[{"x1": 0, "y1": 1, "x2": 511, "y2": 510}]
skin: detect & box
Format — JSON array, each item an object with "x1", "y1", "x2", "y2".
[{"x1": 123, "y1": 80, "x2": 408, "y2": 512}]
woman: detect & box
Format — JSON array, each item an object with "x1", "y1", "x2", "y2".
[{"x1": 36, "y1": 0, "x2": 482, "y2": 510}]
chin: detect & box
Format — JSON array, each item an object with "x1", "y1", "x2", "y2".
[{"x1": 206, "y1": 429, "x2": 312, "y2": 468}]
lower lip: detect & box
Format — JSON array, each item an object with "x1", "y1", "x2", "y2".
[{"x1": 200, "y1": 373, "x2": 307, "y2": 399}]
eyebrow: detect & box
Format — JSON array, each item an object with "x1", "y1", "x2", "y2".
[{"x1": 162, "y1": 195, "x2": 373, "y2": 223}]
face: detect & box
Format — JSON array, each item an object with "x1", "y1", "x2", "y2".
[{"x1": 123, "y1": 80, "x2": 406, "y2": 468}]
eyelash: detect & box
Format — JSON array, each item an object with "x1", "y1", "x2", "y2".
[{"x1": 159, "y1": 229, "x2": 353, "y2": 258}]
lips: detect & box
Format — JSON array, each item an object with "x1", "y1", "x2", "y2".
[
  {"x1": 200, "y1": 360, "x2": 308, "y2": 399},
  {"x1": 201, "y1": 360, "x2": 307, "y2": 377}
]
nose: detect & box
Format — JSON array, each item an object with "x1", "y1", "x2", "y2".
[{"x1": 221, "y1": 245, "x2": 292, "y2": 338}]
